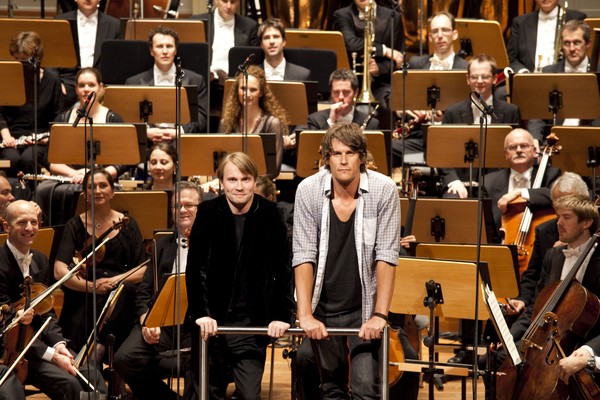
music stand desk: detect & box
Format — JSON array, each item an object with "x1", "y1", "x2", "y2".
[
  {"x1": 512, "y1": 74, "x2": 600, "y2": 120},
  {"x1": 296, "y1": 130, "x2": 388, "y2": 177},
  {"x1": 180, "y1": 134, "x2": 269, "y2": 176},
  {"x1": 125, "y1": 19, "x2": 205, "y2": 42},
  {"x1": 145, "y1": 274, "x2": 187, "y2": 328},
  {"x1": 0, "y1": 19, "x2": 77, "y2": 68},
  {"x1": 0, "y1": 228, "x2": 54, "y2": 258},
  {"x1": 0, "y1": 62, "x2": 25, "y2": 106},
  {"x1": 550, "y1": 126, "x2": 600, "y2": 177},
  {"x1": 453, "y1": 19, "x2": 509, "y2": 69},
  {"x1": 391, "y1": 71, "x2": 471, "y2": 111},
  {"x1": 223, "y1": 79, "x2": 308, "y2": 126},
  {"x1": 415, "y1": 243, "x2": 519, "y2": 299},
  {"x1": 103, "y1": 86, "x2": 191, "y2": 125},
  {"x1": 399, "y1": 197, "x2": 494, "y2": 244},
  {"x1": 426, "y1": 125, "x2": 514, "y2": 168},
  {"x1": 76, "y1": 191, "x2": 168, "y2": 240},
  {"x1": 285, "y1": 29, "x2": 349, "y2": 69}
]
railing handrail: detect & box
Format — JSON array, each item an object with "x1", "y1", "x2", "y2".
[{"x1": 197, "y1": 324, "x2": 390, "y2": 400}]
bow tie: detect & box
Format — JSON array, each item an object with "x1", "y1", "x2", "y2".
[
  {"x1": 430, "y1": 57, "x2": 450, "y2": 71},
  {"x1": 79, "y1": 17, "x2": 96, "y2": 27},
  {"x1": 539, "y1": 13, "x2": 556, "y2": 22},
  {"x1": 218, "y1": 18, "x2": 234, "y2": 28},
  {"x1": 563, "y1": 248, "x2": 581, "y2": 258}
]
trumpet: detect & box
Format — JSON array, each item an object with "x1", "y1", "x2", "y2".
[
  {"x1": 553, "y1": 1, "x2": 568, "y2": 64},
  {"x1": 352, "y1": 0, "x2": 378, "y2": 105}
]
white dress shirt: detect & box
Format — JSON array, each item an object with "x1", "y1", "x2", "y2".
[
  {"x1": 77, "y1": 9, "x2": 99, "y2": 68},
  {"x1": 429, "y1": 52, "x2": 455, "y2": 71},
  {"x1": 211, "y1": 11, "x2": 235, "y2": 76},
  {"x1": 153, "y1": 64, "x2": 176, "y2": 86},
  {"x1": 471, "y1": 94, "x2": 493, "y2": 125},
  {"x1": 264, "y1": 59, "x2": 286, "y2": 81},
  {"x1": 534, "y1": 7, "x2": 558, "y2": 72}
]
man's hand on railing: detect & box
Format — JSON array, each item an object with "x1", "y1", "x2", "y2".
[
  {"x1": 196, "y1": 316, "x2": 218, "y2": 341},
  {"x1": 359, "y1": 316, "x2": 387, "y2": 340},
  {"x1": 298, "y1": 315, "x2": 329, "y2": 340},
  {"x1": 267, "y1": 321, "x2": 291, "y2": 338}
]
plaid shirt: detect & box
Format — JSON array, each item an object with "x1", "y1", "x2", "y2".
[{"x1": 292, "y1": 169, "x2": 401, "y2": 322}]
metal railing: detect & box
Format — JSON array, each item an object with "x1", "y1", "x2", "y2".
[{"x1": 198, "y1": 326, "x2": 390, "y2": 400}]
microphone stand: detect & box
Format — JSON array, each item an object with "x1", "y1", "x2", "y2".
[
  {"x1": 29, "y1": 51, "x2": 40, "y2": 202},
  {"x1": 238, "y1": 63, "x2": 250, "y2": 154},
  {"x1": 206, "y1": 0, "x2": 214, "y2": 133}
]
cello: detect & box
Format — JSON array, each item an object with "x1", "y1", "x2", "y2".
[
  {"x1": 496, "y1": 231, "x2": 600, "y2": 399},
  {"x1": 500, "y1": 133, "x2": 561, "y2": 278}
]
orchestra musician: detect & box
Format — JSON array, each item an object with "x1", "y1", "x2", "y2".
[
  {"x1": 294, "y1": 123, "x2": 400, "y2": 398},
  {"x1": 53, "y1": 170, "x2": 146, "y2": 354},
  {"x1": 114, "y1": 181, "x2": 202, "y2": 400},
  {"x1": 186, "y1": 152, "x2": 294, "y2": 400},
  {"x1": 0, "y1": 174, "x2": 15, "y2": 221},
  {"x1": 146, "y1": 143, "x2": 177, "y2": 192},
  {"x1": 0, "y1": 200, "x2": 105, "y2": 399},
  {"x1": 440, "y1": 54, "x2": 521, "y2": 199},
  {"x1": 0, "y1": 32, "x2": 65, "y2": 178},
  {"x1": 54, "y1": 0, "x2": 121, "y2": 107},
  {"x1": 125, "y1": 25, "x2": 208, "y2": 139}
]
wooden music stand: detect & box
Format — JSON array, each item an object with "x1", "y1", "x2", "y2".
[
  {"x1": 144, "y1": 273, "x2": 187, "y2": 328},
  {"x1": 0, "y1": 227, "x2": 54, "y2": 258},
  {"x1": 453, "y1": 19, "x2": 509, "y2": 69},
  {"x1": 179, "y1": 134, "x2": 269, "y2": 176},
  {"x1": 222, "y1": 79, "x2": 308, "y2": 126},
  {"x1": 426, "y1": 125, "x2": 514, "y2": 168},
  {"x1": 0, "y1": 18, "x2": 77, "y2": 68},
  {"x1": 399, "y1": 197, "x2": 494, "y2": 244},
  {"x1": 103, "y1": 86, "x2": 192, "y2": 125},
  {"x1": 415, "y1": 243, "x2": 519, "y2": 299},
  {"x1": 390, "y1": 71, "x2": 471, "y2": 111},
  {"x1": 75, "y1": 191, "x2": 169, "y2": 240},
  {"x1": 295, "y1": 130, "x2": 389, "y2": 177},
  {"x1": 285, "y1": 29, "x2": 349, "y2": 69},
  {"x1": 0, "y1": 62, "x2": 25, "y2": 106},
  {"x1": 125, "y1": 19, "x2": 206, "y2": 42},
  {"x1": 511, "y1": 74, "x2": 600, "y2": 120},
  {"x1": 48, "y1": 124, "x2": 140, "y2": 166}
]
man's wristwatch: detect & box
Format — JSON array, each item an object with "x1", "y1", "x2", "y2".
[{"x1": 587, "y1": 356, "x2": 596, "y2": 371}]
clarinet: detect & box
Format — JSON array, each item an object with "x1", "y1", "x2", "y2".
[{"x1": 0, "y1": 132, "x2": 50, "y2": 149}]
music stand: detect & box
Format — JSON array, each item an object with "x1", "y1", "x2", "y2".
[
  {"x1": 103, "y1": 86, "x2": 192, "y2": 125},
  {"x1": 415, "y1": 243, "x2": 519, "y2": 299},
  {"x1": 144, "y1": 274, "x2": 188, "y2": 328},
  {"x1": 125, "y1": 19, "x2": 206, "y2": 42},
  {"x1": 0, "y1": 62, "x2": 25, "y2": 106},
  {"x1": 511, "y1": 74, "x2": 600, "y2": 121},
  {"x1": 295, "y1": 130, "x2": 389, "y2": 177},
  {"x1": 390, "y1": 71, "x2": 471, "y2": 111},
  {"x1": 75, "y1": 191, "x2": 168, "y2": 240},
  {"x1": 399, "y1": 197, "x2": 495, "y2": 244},
  {"x1": 285, "y1": 29, "x2": 349, "y2": 69},
  {"x1": 0, "y1": 227, "x2": 54, "y2": 258},
  {"x1": 426, "y1": 125, "x2": 514, "y2": 168},
  {"x1": 0, "y1": 19, "x2": 77, "y2": 68},
  {"x1": 179, "y1": 134, "x2": 269, "y2": 176},
  {"x1": 453, "y1": 19, "x2": 509, "y2": 69},
  {"x1": 222, "y1": 79, "x2": 308, "y2": 126}
]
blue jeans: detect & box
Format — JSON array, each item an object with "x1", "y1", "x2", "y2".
[{"x1": 310, "y1": 309, "x2": 381, "y2": 400}]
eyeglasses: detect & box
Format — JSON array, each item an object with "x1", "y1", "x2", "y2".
[
  {"x1": 172, "y1": 203, "x2": 199, "y2": 210},
  {"x1": 468, "y1": 74, "x2": 493, "y2": 81},
  {"x1": 505, "y1": 143, "x2": 532, "y2": 152}
]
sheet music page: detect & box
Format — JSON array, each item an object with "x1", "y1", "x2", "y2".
[{"x1": 483, "y1": 284, "x2": 522, "y2": 366}]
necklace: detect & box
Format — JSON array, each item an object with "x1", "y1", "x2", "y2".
[{"x1": 93, "y1": 212, "x2": 113, "y2": 229}]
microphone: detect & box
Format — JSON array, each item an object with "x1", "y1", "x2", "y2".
[
  {"x1": 472, "y1": 91, "x2": 497, "y2": 120},
  {"x1": 72, "y1": 92, "x2": 95, "y2": 128},
  {"x1": 237, "y1": 54, "x2": 255, "y2": 74}
]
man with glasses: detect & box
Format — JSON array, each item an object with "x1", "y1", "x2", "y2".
[
  {"x1": 439, "y1": 54, "x2": 521, "y2": 198},
  {"x1": 306, "y1": 69, "x2": 379, "y2": 130}
]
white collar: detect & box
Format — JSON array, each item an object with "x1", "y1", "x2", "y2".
[
  {"x1": 539, "y1": 6, "x2": 558, "y2": 21},
  {"x1": 77, "y1": 9, "x2": 98, "y2": 24},
  {"x1": 215, "y1": 9, "x2": 235, "y2": 27},
  {"x1": 153, "y1": 64, "x2": 176, "y2": 85},
  {"x1": 264, "y1": 58, "x2": 286, "y2": 80},
  {"x1": 566, "y1": 57, "x2": 589, "y2": 73}
]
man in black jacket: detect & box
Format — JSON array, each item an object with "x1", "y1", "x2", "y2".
[{"x1": 186, "y1": 152, "x2": 294, "y2": 399}]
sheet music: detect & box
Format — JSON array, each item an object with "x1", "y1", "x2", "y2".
[{"x1": 483, "y1": 284, "x2": 522, "y2": 366}]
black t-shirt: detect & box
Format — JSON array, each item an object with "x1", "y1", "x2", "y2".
[
  {"x1": 315, "y1": 202, "x2": 362, "y2": 316},
  {"x1": 226, "y1": 213, "x2": 250, "y2": 323}
]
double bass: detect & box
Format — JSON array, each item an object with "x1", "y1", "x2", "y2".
[{"x1": 496, "y1": 231, "x2": 600, "y2": 399}]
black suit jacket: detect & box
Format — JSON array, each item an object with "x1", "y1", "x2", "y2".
[
  {"x1": 333, "y1": 3, "x2": 404, "y2": 82},
  {"x1": 0, "y1": 243, "x2": 66, "y2": 361},
  {"x1": 408, "y1": 54, "x2": 468, "y2": 70},
  {"x1": 482, "y1": 166, "x2": 561, "y2": 241},
  {"x1": 55, "y1": 11, "x2": 121, "y2": 68},
  {"x1": 507, "y1": 8, "x2": 587, "y2": 72},
  {"x1": 306, "y1": 109, "x2": 379, "y2": 130},
  {"x1": 190, "y1": 13, "x2": 259, "y2": 47},
  {"x1": 283, "y1": 61, "x2": 311, "y2": 81},
  {"x1": 125, "y1": 68, "x2": 208, "y2": 133}
]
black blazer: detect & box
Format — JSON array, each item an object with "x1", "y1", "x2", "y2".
[
  {"x1": 0, "y1": 243, "x2": 66, "y2": 360},
  {"x1": 55, "y1": 10, "x2": 121, "y2": 68},
  {"x1": 283, "y1": 62, "x2": 311, "y2": 81},
  {"x1": 408, "y1": 54, "x2": 468, "y2": 70},
  {"x1": 190, "y1": 13, "x2": 259, "y2": 47},
  {"x1": 442, "y1": 98, "x2": 521, "y2": 125},
  {"x1": 306, "y1": 109, "x2": 379, "y2": 130},
  {"x1": 185, "y1": 195, "x2": 294, "y2": 327},
  {"x1": 125, "y1": 68, "x2": 208, "y2": 133},
  {"x1": 507, "y1": 8, "x2": 587, "y2": 72}
]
